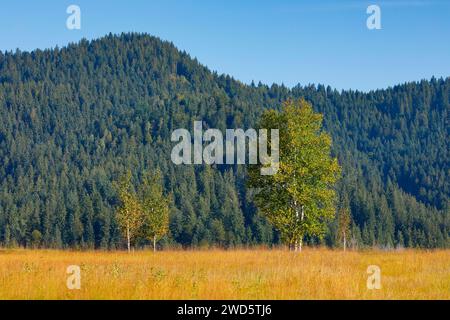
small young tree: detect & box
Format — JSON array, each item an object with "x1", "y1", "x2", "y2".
[
  {"x1": 248, "y1": 99, "x2": 341, "y2": 251},
  {"x1": 140, "y1": 170, "x2": 170, "y2": 252},
  {"x1": 337, "y1": 194, "x2": 351, "y2": 251},
  {"x1": 31, "y1": 230, "x2": 42, "y2": 248},
  {"x1": 115, "y1": 172, "x2": 143, "y2": 253}
]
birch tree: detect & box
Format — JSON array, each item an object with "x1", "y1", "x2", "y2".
[
  {"x1": 248, "y1": 99, "x2": 341, "y2": 251},
  {"x1": 140, "y1": 170, "x2": 170, "y2": 252},
  {"x1": 115, "y1": 172, "x2": 143, "y2": 253},
  {"x1": 337, "y1": 194, "x2": 351, "y2": 251}
]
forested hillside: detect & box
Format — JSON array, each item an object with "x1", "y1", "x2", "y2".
[{"x1": 0, "y1": 33, "x2": 448, "y2": 248}]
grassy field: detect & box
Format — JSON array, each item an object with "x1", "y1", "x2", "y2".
[{"x1": 0, "y1": 248, "x2": 448, "y2": 299}]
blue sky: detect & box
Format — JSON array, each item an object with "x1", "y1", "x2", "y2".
[{"x1": 0, "y1": 0, "x2": 449, "y2": 91}]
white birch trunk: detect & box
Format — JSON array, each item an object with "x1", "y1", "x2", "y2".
[
  {"x1": 299, "y1": 205, "x2": 304, "y2": 252},
  {"x1": 343, "y1": 230, "x2": 346, "y2": 252},
  {"x1": 126, "y1": 222, "x2": 131, "y2": 253}
]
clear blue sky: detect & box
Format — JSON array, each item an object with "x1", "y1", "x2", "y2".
[{"x1": 0, "y1": 0, "x2": 449, "y2": 91}]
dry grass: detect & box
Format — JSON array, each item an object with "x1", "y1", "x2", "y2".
[{"x1": 0, "y1": 248, "x2": 448, "y2": 299}]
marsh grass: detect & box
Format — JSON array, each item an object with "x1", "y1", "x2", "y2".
[{"x1": 0, "y1": 248, "x2": 448, "y2": 299}]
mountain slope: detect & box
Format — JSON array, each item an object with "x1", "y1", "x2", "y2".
[{"x1": 0, "y1": 33, "x2": 448, "y2": 248}]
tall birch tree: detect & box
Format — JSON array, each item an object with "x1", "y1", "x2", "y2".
[{"x1": 248, "y1": 99, "x2": 341, "y2": 251}]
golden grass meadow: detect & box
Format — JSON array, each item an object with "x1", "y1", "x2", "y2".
[{"x1": 0, "y1": 248, "x2": 448, "y2": 300}]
